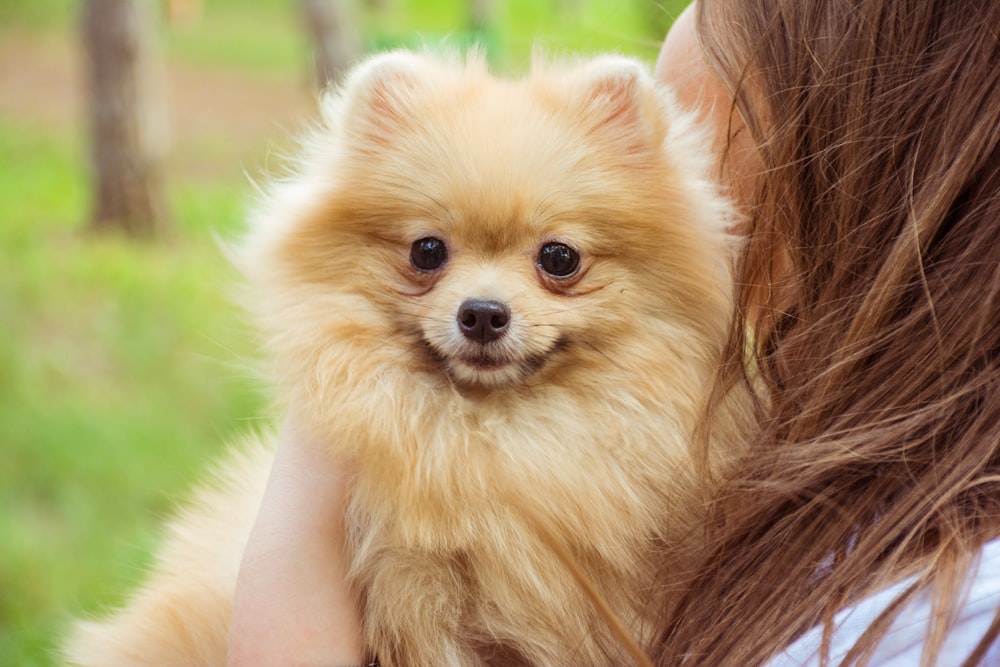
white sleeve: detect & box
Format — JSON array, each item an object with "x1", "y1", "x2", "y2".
[{"x1": 766, "y1": 538, "x2": 1000, "y2": 667}]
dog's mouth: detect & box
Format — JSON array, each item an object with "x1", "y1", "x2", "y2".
[
  {"x1": 420, "y1": 338, "x2": 566, "y2": 388},
  {"x1": 457, "y1": 350, "x2": 512, "y2": 370}
]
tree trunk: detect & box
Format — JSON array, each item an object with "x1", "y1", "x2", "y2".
[
  {"x1": 82, "y1": 0, "x2": 167, "y2": 236},
  {"x1": 469, "y1": 0, "x2": 493, "y2": 33},
  {"x1": 299, "y1": 0, "x2": 361, "y2": 91}
]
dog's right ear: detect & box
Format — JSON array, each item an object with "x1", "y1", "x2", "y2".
[{"x1": 325, "y1": 50, "x2": 428, "y2": 146}]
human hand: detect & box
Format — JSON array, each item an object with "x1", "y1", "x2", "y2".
[{"x1": 227, "y1": 413, "x2": 367, "y2": 666}]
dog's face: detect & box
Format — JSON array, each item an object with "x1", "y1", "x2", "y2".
[
  {"x1": 245, "y1": 51, "x2": 733, "y2": 399},
  {"x1": 391, "y1": 221, "x2": 589, "y2": 388}
]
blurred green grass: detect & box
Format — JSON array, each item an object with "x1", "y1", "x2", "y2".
[
  {"x1": 0, "y1": 1, "x2": 685, "y2": 664},
  {"x1": 0, "y1": 119, "x2": 267, "y2": 666}
]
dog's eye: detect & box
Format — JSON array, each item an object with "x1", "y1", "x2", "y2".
[
  {"x1": 410, "y1": 237, "x2": 448, "y2": 271},
  {"x1": 538, "y1": 242, "x2": 580, "y2": 278}
]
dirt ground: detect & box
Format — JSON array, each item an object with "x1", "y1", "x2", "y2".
[{"x1": 0, "y1": 28, "x2": 315, "y2": 179}]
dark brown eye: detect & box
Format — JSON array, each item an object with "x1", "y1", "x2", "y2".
[
  {"x1": 538, "y1": 242, "x2": 580, "y2": 278},
  {"x1": 410, "y1": 237, "x2": 448, "y2": 271}
]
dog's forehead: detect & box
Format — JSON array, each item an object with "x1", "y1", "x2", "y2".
[
  {"x1": 342, "y1": 73, "x2": 665, "y2": 256},
  {"x1": 414, "y1": 128, "x2": 616, "y2": 253},
  {"x1": 445, "y1": 200, "x2": 545, "y2": 255}
]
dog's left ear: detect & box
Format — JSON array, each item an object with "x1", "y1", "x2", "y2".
[{"x1": 573, "y1": 57, "x2": 666, "y2": 153}]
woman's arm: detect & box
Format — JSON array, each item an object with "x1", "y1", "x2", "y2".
[{"x1": 227, "y1": 416, "x2": 367, "y2": 666}]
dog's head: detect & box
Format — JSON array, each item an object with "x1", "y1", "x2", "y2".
[{"x1": 241, "y1": 50, "x2": 734, "y2": 400}]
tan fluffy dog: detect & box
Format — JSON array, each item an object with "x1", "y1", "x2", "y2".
[{"x1": 65, "y1": 51, "x2": 743, "y2": 666}]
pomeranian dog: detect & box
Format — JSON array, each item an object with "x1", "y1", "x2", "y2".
[{"x1": 65, "y1": 50, "x2": 744, "y2": 666}]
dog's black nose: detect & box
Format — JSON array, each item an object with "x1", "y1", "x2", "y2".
[{"x1": 457, "y1": 299, "x2": 510, "y2": 344}]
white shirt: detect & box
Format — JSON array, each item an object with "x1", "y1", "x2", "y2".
[{"x1": 767, "y1": 538, "x2": 1000, "y2": 666}]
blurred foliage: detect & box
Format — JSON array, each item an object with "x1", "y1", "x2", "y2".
[
  {"x1": 0, "y1": 118, "x2": 267, "y2": 666},
  {"x1": 0, "y1": 1, "x2": 686, "y2": 664},
  {"x1": 1, "y1": 0, "x2": 686, "y2": 71}
]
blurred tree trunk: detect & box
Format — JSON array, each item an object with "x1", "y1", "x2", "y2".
[
  {"x1": 469, "y1": 0, "x2": 494, "y2": 33},
  {"x1": 299, "y1": 0, "x2": 361, "y2": 91},
  {"x1": 82, "y1": 0, "x2": 167, "y2": 237}
]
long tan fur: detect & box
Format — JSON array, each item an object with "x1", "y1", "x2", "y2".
[{"x1": 64, "y1": 50, "x2": 745, "y2": 666}]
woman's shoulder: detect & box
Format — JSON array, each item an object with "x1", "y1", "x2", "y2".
[{"x1": 766, "y1": 538, "x2": 1000, "y2": 666}]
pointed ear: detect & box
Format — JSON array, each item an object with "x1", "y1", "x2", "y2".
[
  {"x1": 325, "y1": 50, "x2": 428, "y2": 145},
  {"x1": 574, "y1": 56, "x2": 664, "y2": 153}
]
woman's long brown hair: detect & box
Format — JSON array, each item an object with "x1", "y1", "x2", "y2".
[{"x1": 653, "y1": 0, "x2": 1000, "y2": 665}]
